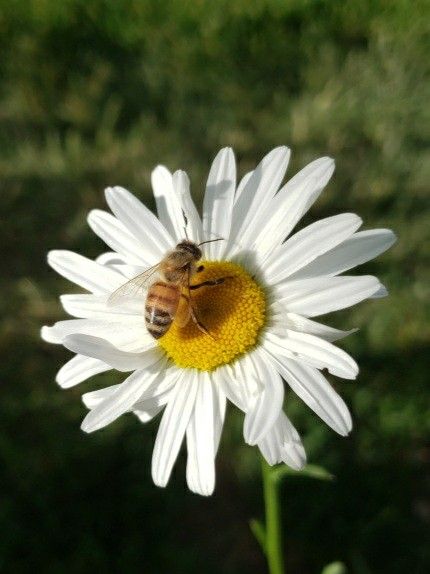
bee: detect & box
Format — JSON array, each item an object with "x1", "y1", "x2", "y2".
[{"x1": 108, "y1": 239, "x2": 229, "y2": 339}]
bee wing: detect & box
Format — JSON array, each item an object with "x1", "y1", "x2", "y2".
[{"x1": 107, "y1": 264, "x2": 161, "y2": 307}]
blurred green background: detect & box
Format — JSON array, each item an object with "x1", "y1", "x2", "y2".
[{"x1": 1, "y1": 0, "x2": 429, "y2": 572}]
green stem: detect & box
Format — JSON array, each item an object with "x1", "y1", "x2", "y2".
[{"x1": 261, "y1": 458, "x2": 285, "y2": 574}]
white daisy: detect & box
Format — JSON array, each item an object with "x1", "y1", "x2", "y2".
[{"x1": 42, "y1": 146, "x2": 395, "y2": 496}]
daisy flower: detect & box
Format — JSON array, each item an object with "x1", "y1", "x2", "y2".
[{"x1": 42, "y1": 147, "x2": 395, "y2": 495}]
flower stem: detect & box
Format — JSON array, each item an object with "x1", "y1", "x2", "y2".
[{"x1": 261, "y1": 458, "x2": 285, "y2": 574}]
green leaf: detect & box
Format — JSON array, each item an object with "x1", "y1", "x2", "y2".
[
  {"x1": 271, "y1": 463, "x2": 335, "y2": 483},
  {"x1": 249, "y1": 519, "x2": 266, "y2": 554},
  {"x1": 321, "y1": 561, "x2": 347, "y2": 574}
]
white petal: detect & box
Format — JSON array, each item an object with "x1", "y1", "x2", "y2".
[
  {"x1": 134, "y1": 395, "x2": 167, "y2": 415},
  {"x1": 152, "y1": 372, "x2": 199, "y2": 488},
  {"x1": 264, "y1": 348, "x2": 352, "y2": 435},
  {"x1": 371, "y1": 285, "x2": 388, "y2": 298},
  {"x1": 60, "y1": 294, "x2": 143, "y2": 319},
  {"x1": 133, "y1": 404, "x2": 164, "y2": 423},
  {"x1": 56, "y1": 354, "x2": 111, "y2": 388},
  {"x1": 84, "y1": 388, "x2": 168, "y2": 417},
  {"x1": 211, "y1": 378, "x2": 227, "y2": 454},
  {"x1": 265, "y1": 213, "x2": 362, "y2": 283},
  {"x1": 154, "y1": 169, "x2": 187, "y2": 241},
  {"x1": 88, "y1": 210, "x2": 156, "y2": 266},
  {"x1": 258, "y1": 426, "x2": 280, "y2": 465},
  {"x1": 105, "y1": 186, "x2": 173, "y2": 256},
  {"x1": 41, "y1": 326, "x2": 60, "y2": 344},
  {"x1": 133, "y1": 390, "x2": 174, "y2": 423},
  {"x1": 258, "y1": 412, "x2": 306, "y2": 470},
  {"x1": 251, "y1": 157, "x2": 335, "y2": 258},
  {"x1": 291, "y1": 229, "x2": 397, "y2": 280},
  {"x1": 186, "y1": 373, "x2": 225, "y2": 496},
  {"x1": 221, "y1": 351, "x2": 262, "y2": 412},
  {"x1": 81, "y1": 366, "x2": 164, "y2": 433},
  {"x1": 152, "y1": 167, "x2": 203, "y2": 244},
  {"x1": 47, "y1": 251, "x2": 124, "y2": 295},
  {"x1": 217, "y1": 363, "x2": 247, "y2": 411},
  {"x1": 271, "y1": 311, "x2": 357, "y2": 342},
  {"x1": 82, "y1": 384, "x2": 120, "y2": 409},
  {"x1": 280, "y1": 418, "x2": 307, "y2": 470},
  {"x1": 227, "y1": 147, "x2": 290, "y2": 255},
  {"x1": 112, "y1": 264, "x2": 146, "y2": 279},
  {"x1": 41, "y1": 317, "x2": 153, "y2": 352},
  {"x1": 234, "y1": 170, "x2": 253, "y2": 204},
  {"x1": 63, "y1": 334, "x2": 161, "y2": 371},
  {"x1": 265, "y1": 330, "x2": 358, "y2": 379},
  {"x1": 173, "y1": 170, "x2": 203, "y2": 244},
  {"x1": 243, "y1": 350, "x2": 285, "y2": 445},
  {"x1": 95, "y1": 256, "x2": 145, "y2": 279},
  {"x1": 96, "y1": 252, "x2": 125, "y2": 266},
  {"x1": 151, "y1": 165, "x2": 179, "y2": 240},
  {"x1": 133, "y1": 367, "x2": 179, "y2": 422},
  {"x1": 202, "y1": 148, "x2": 236, "y2": 259},
  {"x1": 85, "y1": 368, "x2": 177, "y2": 419},
  {"x1": 276, "y1": 275, "x2": 383, "y2": 317},
  {"x1": 134, "y1": 365, "x2": 178, "y2": 405}
]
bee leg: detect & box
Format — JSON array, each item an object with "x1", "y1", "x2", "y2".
[
  {"x1": 190, "y1": 307, "x2": 215, "y2": 339},
  {"x1": 182, "y1": 294, "x2": 215, "y2": 339},
  {"x1": 174, "y1": 294, "x2": 191, "y2": 328},
  {"x1": 189, "y1": 276, "x2": 233, "y2": 290},
  {"x1": 186, "y1": 268, "x2": 216, "y2": 338}
]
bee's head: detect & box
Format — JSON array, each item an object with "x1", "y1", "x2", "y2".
[{"x1": 176, "y1": 240, "x2": 202, "y2": 261}]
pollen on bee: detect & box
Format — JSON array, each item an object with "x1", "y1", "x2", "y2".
[{"x1": 157, "y1": 261, "x2": 267, "y2": 371}]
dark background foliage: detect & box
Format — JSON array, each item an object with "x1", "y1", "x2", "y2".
[{"x1": 1, "y1": 1, "x2": 428, "y2": 572}]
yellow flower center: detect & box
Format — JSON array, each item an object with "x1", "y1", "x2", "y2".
[{"x1": 158, "y1": 261, "x2": 266, "y2": 371}]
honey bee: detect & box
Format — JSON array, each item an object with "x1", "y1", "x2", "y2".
[{"x1": 108, "y1": 239, "x2": 229, "y2": 339}]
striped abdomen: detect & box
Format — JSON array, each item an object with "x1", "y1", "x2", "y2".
[{"x1": 145, "y1": 281, "x2": 181, "y2": 339}]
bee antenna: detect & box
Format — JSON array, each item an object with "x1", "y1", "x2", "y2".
[
  {"x1": 182, "y1": 209, "x2": 189, "y2": 239},
  {"x1": 198, "y1": 238, "x2": 224, "y2": 246}
]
